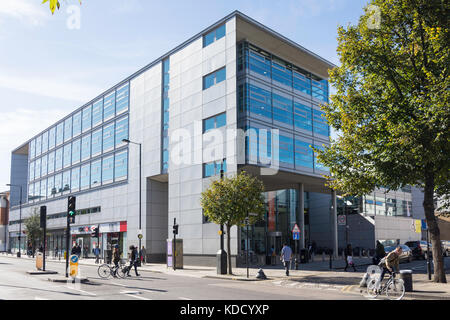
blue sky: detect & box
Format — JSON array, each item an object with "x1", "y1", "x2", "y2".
[{"x1": 0, "y1": 0, "x2": 369, "y2": 190}]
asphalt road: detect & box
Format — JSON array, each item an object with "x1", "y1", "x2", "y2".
[{"x1": 0, "y1": 256, "x2": 366, "y2": 301}]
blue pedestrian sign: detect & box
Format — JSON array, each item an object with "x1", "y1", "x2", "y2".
[
  {"x1": 293, "y1": 232, "x2": 300, "y2": 240},
  {"x1": 70, "y1": 255, "x2": 79, "y2": 264},
  {"x1": 421, "y1": 219, "x2": 427, "y2": 230}
]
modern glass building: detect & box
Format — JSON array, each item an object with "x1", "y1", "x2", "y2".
[{"x1": 8, "y1": 11, "x2": 340, "y2": 265}]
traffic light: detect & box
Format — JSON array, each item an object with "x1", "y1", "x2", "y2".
[
  {"x1": 173, "y1": 224, "x2": 178, "y2": 235},
  {"x1": 92, "y1": 227, "x2": 99, "y2": 238},
  {"x1": 40, "y1": 206, "x2": 47, "y2": 228},
  {"x1": 67, "y1": 196, "x2": 76, "y2": 224}
]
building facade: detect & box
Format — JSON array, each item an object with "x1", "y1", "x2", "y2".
[{"x1": 8, "y1": 11, "x2": 339, "y2": 265}]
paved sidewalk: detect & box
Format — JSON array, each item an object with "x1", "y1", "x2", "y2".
[{"x1": 2, "y1": 252, "x2": 449, "y2": 300}]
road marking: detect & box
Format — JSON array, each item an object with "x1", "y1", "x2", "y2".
[
  {"x1": 120, "y1": 291, "x2": 152, "y2": 300},
  {"x1": 63, "y1": 286, "x2": 97, "y2": 296},
  {"x1": 35, "y1": 297, "x2": 49, "y2": 300},
  {"x1": 124, "y1": 293, "x2": 152, "y2": 300},
  {"x1": 179, "y1": 297, "x2": 192, "y2": 300}
]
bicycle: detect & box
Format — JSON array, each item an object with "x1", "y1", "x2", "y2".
[
  {"x1": 97, "y1": 261, "x2": 127, "y2": 279},
  {"x1": 366, "y1": 271, "x2": 405, "y2": 300}
]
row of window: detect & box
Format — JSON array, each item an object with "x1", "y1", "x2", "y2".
[
  {"x1": 203, "y1": 24, "x2": 226, "y2": 48},
  {"x1": 8, "y1": 207, "x2": 101, "y2": 225},
  {"x1": 29, "y1": 83, "x2": 129, "y2": 161},
  {"x1": 162, "y1": 58, "x2": 170, "y2": 173},
  {"x1": 239, "y1": 83, "x2": 329, "y2": 136},
  {"x1": 28, "y1": 150, "x2": 128, "y2": 204},
  {"x1": 203, "y1": 112, "x2": 226, "y2": 133},
  {"x1": 203, "y1": 67, "x2": 226, "y2": 90},
  {"x1": 29, "y1": 116, "x2": 128, "y2": 182},
  {"x1": 238, "y1": 42, "x2": 328, "y2": 103},
  {"x1": 246, "y1": 126, "x2": 327, "y2": 172},
  {"x1": 203, "y1": 159, "x2": 227, "y2": 178}
]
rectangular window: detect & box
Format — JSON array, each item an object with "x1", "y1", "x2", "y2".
[
  {"x1": 55, "y1": 147, "x2": 63, "y2": 171},
  {"x1": 294, "y1": 138, "x2": 313, "y2": 169},
  {"x1": 30, "y1": 139, "x2": 36, "y2": 159},
  {"x1": 203, "y1": 67, "x2": 226, "y2": 90},
  {"x1": 72, "y1": 111, "x2": 82, "y2": 137},
  {"x1": 272, "y1": 59, "x2": 292, "y2": 87},
  {"x1": 203, "y1": 159, "x2": 226, "y2": 178},
  {"x1": 29, "y1": 161, "x2": 35, "y2": 182},
  {"x1": 64, "y1": 117, "x2": 72, "y2": 142},
  {"x1": 115, "y1": 116, "x2": 128, "y2": 148},
  {"x1": 293, "y1": 69, "x2": 312, "y2": 95},
  {"x1": 56, "y1": 122, "x2": 64, "y2": 146},
  {"x1": 203, "y1": 112, "x2": 226, "y2": 133},
  {"x1": 35, "y1": 158, "x2": 41, "y2": 179},
  {"x1": 40, "y1": 179, "x2": 47, "y2": 201},
  {"x1": 35, "y1": 135, "x2": 42, "y2": 157},
  {"x1": 81, "y1": 134, "x2": 91, "y2": 161},
  {"x1": 54, "y1": 173, "x2": 62, "y2": 194},
  {"x1": 91, "y1": 160, "x2": 101, "y2": 188},
  {"x1": 72, "y1": 139, "x2": 81, "y2": 164},
  {"x1": 114, "y1": 150, "x2": 128, "y2": 181},
  {"x1": 47, "y1": 175, "x2": 54, "y2": 197},
  {"x1": 41, "y1": 154, "x2": 48, "y2": 177},
  {"x1": 314, "y1": 144, "x2": 328, "y2": 172},
  {"x1": 62, "y1": 170, "x2": 71, "y2": 192},
  {"x1": 92, "y1": 99, "x2": 103, "y2": 128},
  {"x1": 102, "y1": 156, "x2": 114, "y2": 184},
  {"x1": 248, "y1": 84, "x2": 272, "y2": 121},
  {"x1": 311, "y1": 77, "x2": 329, "y2": 103},
  {"x1": 102, "y1": 123, "x2": 115, "y2": 152},
  {"x1": 47, "y1": 151, "x2": 55, "y2": 174},
  {"x1": 279, "y1": 134, "x2": 294, "y2": 165},
  {"x1": 34, "y1": 182, "x2": 40, "y2": 202},
  {"x1": 313, "y1": 109, "x2": 329, "y2": 136},
  {"x1": 116, "y1": 83, "x2": 129, "y2": 115},
  {"x1": 91, "y1": 129, "x2": 102, "y2": 156},
  {"x1": 80, "y1": 163, "x2": 90, "y2": 190},
  {"x1": 103, "y1": 92, "x2": 115, "y2": 121},
  {"x1": 48, "y1": 127, "x2": 56, "y2": 150},
  {"x1": 294, "y1": 102, "x2": 312, "y2": 132},
  {"x1": 272, "y1": 93, "x2": 293, "y2": 126},
  {"x1": 63, "y1": 144, "x2": 72, "y2": 168},
  {"x1": 28, "y1": 183, "x2": 34, "y2": 202},
  {"x1": 82, "y1": 105, "x2": 92, "y2": 132},
  {"x1": 71, "y1": 167, "x2": 80, "y2": 192},
  {"x1": 203, "y1": 24, "x2": 226, "y2": 47},
  {"x1": 42, "y1": 131, "x2": 49, "y2": 154},
  {"x1": 247, "y1": 49, "x2": 271, "y2": 79}
]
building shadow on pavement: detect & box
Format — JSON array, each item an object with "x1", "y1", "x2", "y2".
[{"x1": 289, "y1": 275, "x2": 362, "y2": 286}]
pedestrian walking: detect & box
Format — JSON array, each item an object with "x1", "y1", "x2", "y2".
[
  {"x1": 373, "y1": 240, "x2": 385, "y2": 265},
  {"x1": 280, "y1": 243, "x2": 293, "y2": 276},
  {"x1": 54, "y1": 246, "x2": 59, "y2": 258},
  {"x1": 93, "y1": 245, "x2": 101, "y2": 264},
  {"x1": 83, "y1": 245, "x2": 88, "y2": 259},
  {"x1": 139, "y1": 246, "x2": 146, "y2": 265},
  {"x1": 39, "y1": 244, "x2": 43, "y2": 253},
  {"x1": 344, "y1": 244, "x2": 357, "y2": 271},
  {"x1": 126, "y1": 245, "x2": 140, "y2": 277},
  {"x1": 269, "y1": 245, "x2": 276, "y2": 266}
]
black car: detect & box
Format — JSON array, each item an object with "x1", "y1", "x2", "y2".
[
  {"x1": 384, "y1": 245, "x2": 413, "y2": 263},
  {"x1": 405, "y1": 241, "x2": 432, "y2": 260}
]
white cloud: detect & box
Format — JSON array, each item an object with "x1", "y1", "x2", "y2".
[{"x1": 0, "y1": 0, "x2": 48, "y2": 26}]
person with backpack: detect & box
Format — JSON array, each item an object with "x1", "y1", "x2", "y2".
[{"x1": 126, "y1": 245, "x2": 140, "y2": 277}]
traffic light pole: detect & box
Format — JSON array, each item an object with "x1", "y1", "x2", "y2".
[
  {"x1": 173, "y1": 218, "x2": 176, "y2": 271},
  {"x1": 65, "y1": 213, "x2": 70, "y2": 278}
]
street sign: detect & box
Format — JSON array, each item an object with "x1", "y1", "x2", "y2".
[
  {"x1": 36, "y1": 253, "x2": 43, "y2": 270},
  {"x1": 69, "y1": 255, "x2": 79, "y2": 278},
  {"x1": 292, "y1": 223, "x2": 300, "y2": 233},
  {"x1": 338, "y1": 215, "x2": 346, "y2": 226},
  {"x1": 293, "y1": 232, "x2": 300, "y2": 240},
  {"x1": 421, "y1": 219, "x2": 427, "y2": 230}
]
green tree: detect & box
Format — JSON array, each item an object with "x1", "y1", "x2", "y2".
[
  {"x1": 317, "y1": 0, "x2": 449, "y2": 283},
  {"x1": 201, "y1": 171, "x2": 265, "y2": 275},
  {"x1": 24, "y1": 208, "x2": 44, "y2": 256},
  {"x1": 42, "y1": 0, "x2": 81, "y2": 14}
]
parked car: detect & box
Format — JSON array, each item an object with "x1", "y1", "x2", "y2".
[
  {"x1": 384, "y1": 245, "x2": 413, "y2": 263},
  {"x1": 405, "y1": 241, "x2": 432, "y2": 260}
]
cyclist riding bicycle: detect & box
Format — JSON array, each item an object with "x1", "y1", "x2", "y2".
[{"x1": 376, "y1": 245, "x2": 402, "y2": 289}]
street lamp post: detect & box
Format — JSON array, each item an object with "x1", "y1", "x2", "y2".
[
  {"x1": 122, "y1": 139, "x2": 142, "y2": 257},
  {"x1": 7, "y1": 184, "x2": 23, "y2": 257}
]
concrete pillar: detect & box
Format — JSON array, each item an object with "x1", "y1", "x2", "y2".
[
  {"x1": 297, "y1": 183, "x2": 305, "y2": 249},
  {"x1": 331, "y1": 190, "x2": 338, "y2": 258}
]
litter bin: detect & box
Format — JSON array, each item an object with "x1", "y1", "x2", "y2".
[
  {"x1": 400, "y1": 270, "x2": 413, "y2": 292},
  {"x1": 300, "y1": 249, "x2": 309, "y2": 263}
]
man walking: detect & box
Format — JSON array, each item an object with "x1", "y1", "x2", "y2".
[
  {"x1": 126, "y1": 245, "x2": 140, "y2": 277},
  {"x1": 281, "y1": 243, "x2": 293, "y2": 276},
  {"x1": 93, "y1": 245, "x2": 101, "y2": 264}
]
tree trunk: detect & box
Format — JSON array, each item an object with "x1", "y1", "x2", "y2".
[
  {"x1": 423, "y1": 171, "x2": 446, "y2": 283},
  {"x1": 227, "y1": 224, "x2": 232, "y2": 275}
]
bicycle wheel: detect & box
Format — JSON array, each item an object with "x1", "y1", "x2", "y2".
[
  {"x1": 366, "y1": 278, "x2": 379, "y2": 298},
  {"x1": 116, "y1": 265, "x2": 128, "y2": 279},
  {"x1": 386, "y1": 279, "x2": 405, "y2": 300},
  {"x1": 98, "y1": 264, "x2": 112, "y2": 279}
]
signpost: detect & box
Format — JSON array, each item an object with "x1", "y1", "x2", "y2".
[
  {"x1": 292, "y1": 224, "x2": 300, "y2": 269},
  {"x1": 69, "y1": 254, "x2": 79, "y2": 278}
]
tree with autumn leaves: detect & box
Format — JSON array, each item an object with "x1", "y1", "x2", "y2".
[
  {"x1": 317, "y1": 0, "x2": 449, "y2": 283},
  {"x1": 201, "y1": 171, "x2": 265, "y2": 275},
  {"x1": 42, "y1": 0, "x2": 81, "y2": 14}
]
